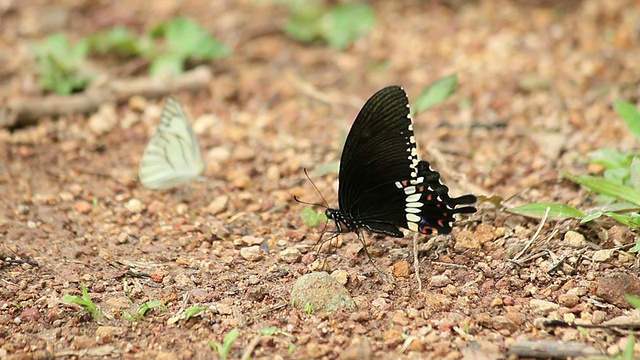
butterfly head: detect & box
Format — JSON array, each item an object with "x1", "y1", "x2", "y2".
[{"x1": 325, "y1": 208, "x2": 353, "y2": 233}]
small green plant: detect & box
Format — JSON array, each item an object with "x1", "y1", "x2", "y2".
[
  {"x1": 507, "y1": 101, "x2": 640, "y2": 236},
  {"x1": 281, "y1": 0, "x2": 375, "y2": 50},
  {"x1": 185, "y1": 305, "x2": 206, "y2": 321},
  {"x1": 288, "y1": 344, "x2": 296, "y2": 355},
  {"x1": 300, "y1": 207, "x2": 328, "y2": 227},
  {"x1": 62, "y1": 283, "x2": 104, "y2": 322},
  {"x1": 87, "y1": 26, "x2": 150, "y2": 56},
  {"x1": 32, "y1": 33, "x2": 91, "y2": 95},
  {"x1": 149, "y1": 17, "x2": 230, "y2": 76},
  {"x1": 123, "y1": 300, "x2": 167, "y2": 322},
  {"x1": 209, "y1": 328, "x2": 239, "y2": 360},
  {"x1": 303, "y1": 302, "x2": 314, "y2": 315},
  {"x1": 411, "y1": 74, "x2": 458, "y2": 116}
]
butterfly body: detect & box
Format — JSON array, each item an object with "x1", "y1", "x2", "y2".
[
  {"x1": 326, "y1": 86, "x2": 476, "y2": 237},
  {"x1": 139, "y1": 98, "x2": 205, "y2": 190}
]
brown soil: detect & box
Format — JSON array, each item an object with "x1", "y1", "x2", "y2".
[{"x1": 2, "y1": 0, "x2": 640, "y2": 359}]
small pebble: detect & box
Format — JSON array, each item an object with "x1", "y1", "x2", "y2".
[
  {"x1": 124, "y1": 199, "x2": 144, "y2": 214},
  {"x1": 74, "y1": 200, "x2": 92, "y2": 214},
  {"x1": 558, "y1": 293, "x2": 580, "y2": 308},
  {"x1": 280, "y1": 248, "x2": 302, "y2": 264},
  {"x1": 330, "y1": 269, "x2": 348, "y2": 285},
  {"x1": 240, "y1": 246, "x2": 263, "y2": 261},
  {"x1": 206, "y1": 196, "x2": 228, "y2": 215},
  {"x1": 88, "y1": 103, "x2": 118, "y2": 136},
  {"x1": 529, "y1": 299, "x2": 559, "y2": 315},
  {"x1": 241, "y1": 235, "x2": 264, "y2": 246},
  {"x1": 564, "y1": 230, "x2": 586, "y2": 247},
  {"x1": 592, "y1": 249, "x2": 614, "y2": 262},
  {"x1": 392, "y1": 260, "x2": 410, "y2": 278},
  {"x1": 429, "y1": 275, "x2": 452, "y2": 288}
]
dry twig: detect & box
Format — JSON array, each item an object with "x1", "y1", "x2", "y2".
[{"x1": 2, "y1": 66, "x2": 213, "y2": 128}]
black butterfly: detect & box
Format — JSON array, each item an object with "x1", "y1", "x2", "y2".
[{"x1": 325, "y1": 86, "x2": 476, "y2": 239}]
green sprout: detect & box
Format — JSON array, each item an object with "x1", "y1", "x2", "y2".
[
  {"x1": 149, "y1": 17, "x2": 230, "y2": 76},
  {"x1": 62, "y1": 283, "x2": 104, "y2": 322},
  {"x1": 303, "y1": 302, "x2": 314, "y2": 315},
  {"x1": 282, "y1": 0, "x2": 376, "y2": 50},
  {"x1": 507, "y1": 101, "x2": 640, "y2": 233},
  {"x1": 411, "y1": 74, "x2": 458, "y2": 116},
  {"x1": 32, "y1": 33, "x2": 91, "y2": 95},
  {"x1": 122, "y1": 300, "x2": 167, "y2": 322},
  {"x1": 209, "y1": 328, "x2": 239, "y2": 360},
  {"x1": 300, "y1": 207, "x2": 328, "y2": 227},
  {"x1": 185, "y1": 305, "x2": 206, "y2": 321}
]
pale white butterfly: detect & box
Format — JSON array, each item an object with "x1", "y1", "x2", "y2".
[{"x1": 139, "y1": 97, "x2": 206, "y2": 189}]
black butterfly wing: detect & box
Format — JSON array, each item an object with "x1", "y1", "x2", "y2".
[
  {"x1": 338, "y1": 86, "x2": 417, "y2": 236},
  {"x1": 405, "y1": 160, "x2": 477, "y2": 234}
]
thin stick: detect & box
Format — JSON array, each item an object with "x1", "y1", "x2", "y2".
[
  {"x1": 512, "y1": 206, "x2": 550, "y2": 262},
  {"x1": 413, "y1": 233, "x2": 422, "y2": 291}
]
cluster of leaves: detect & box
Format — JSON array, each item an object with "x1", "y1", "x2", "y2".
[
  {"x1": 62, "y1": 283, "x2": 104, "y2": 323},
  {"x1": 508, "y1": 100, "x2": 640, "y2": 248},
  {"x1": 281, "y1": 0, "x2": 375, "y2": 50},
  {"x1": 300, "y1": 75, "x2": 459, "y2": 227},
  {"x1": 122, "y1": 300, "x2": 167, "y2": 322},
  {"x1": 210, "y1": 328, "x2": 239, "y2": 360},
  {"x1": 32, "y1": 17, "x2": 230, "y2": 95},
  {"x1": 32, "y1": 34, "x2": 92, "y2": 95}
]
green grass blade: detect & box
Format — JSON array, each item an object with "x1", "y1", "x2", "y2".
[
  {"x1": 506, "y1": 203, "x2": 586, "y2": 218},
  {"x1": 412, "y1": 75, "x2": 458, "y2": 115},
  {"x1": 614, "y1": 100, "x2": 640, "y2": 140},
  {"x1": 562, "y1": 171, "x2": 640, "y2": 206}
]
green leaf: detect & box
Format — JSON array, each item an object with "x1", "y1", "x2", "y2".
[
  {"x1": 300, "y1": 207, "x2": 328, "y2": 227},
  {"x1": 603, "y1": 167, "x2": 630, "y2": 185},
  {"x1": 185, "y1": 305, "x2": 206, "y2": 321},
  {"x1": 137, "y1": 300, "x2": 167, "y2": 317},
  {"x1": 606, "y1": 213, "x2": 640, "y2": 228},
  {"x1": 210, "y1": 328, "x2": 239, "y2": 360},
  {"x1": 506, "y1": 203, "x2": 586, "y2": 218},
  {"x1": 562, "y1": 171, "x2": 640, "y2": 206},
  {"x1": 587, "y1": 148, "x2": 632, "y2": 169},
  {"x1": 149, "y1": 54, "x2": 185, "y2": 76},
  {"x1": 62, "y1": 283, "x2": 104, "y2": 322},
  {"x1": 412, "y1": 75, "x2": 458, "y2": 115},
  {"x1": 580, "y1": 211, "x2": 604, "y2": 223},
  {"x1": 122, "y1": 311, "x2": 136, "y2": 322},
  {"x1": 614, "y1": 100, "x2": 640, "y2": 140},
  {"x1": 163, "y1": 17, "x2": 229, "y2": 59},
  {"x1": 629, "y1": 238, "x2": 640, "y2": 253},
  {"x1": 320, "y1": 3, "x2": 376, "y2": 50},
  {"x1": 282, "y1": 1, "x2": 375, "y2": 50},
  {"x1": 625, "y1": 294, "x2": 640, "y2": 309},
  {"x1": 88, "y1": 26, "x2": 143, "y2": 55},
  {"x1": 32, "y1": 33, "x2": 91, "y2": 95},
  {"x1": 630, "y1": 157, "x2": 640, "y2": 190},
  {"x1": 622, "y1": 332, "x2": 635, "y2": 360}
]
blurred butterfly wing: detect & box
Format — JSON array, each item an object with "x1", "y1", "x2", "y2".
[
  {"x1": 139, "y1": 98, "x2": 205, "y2": 189},
  {"x1": 338, "y1": 86, "x2": 417, "y2": 235}
]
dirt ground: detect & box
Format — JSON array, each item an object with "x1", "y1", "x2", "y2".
[{"x1": 2, "y1": 0, "x2": 640, "y2": 359}]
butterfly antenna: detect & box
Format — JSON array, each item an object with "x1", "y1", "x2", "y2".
[{"x1": 303, "y1": 167, "x2": 330, "y2": 208}]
